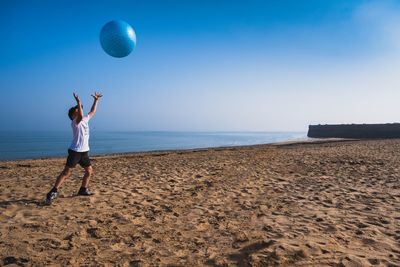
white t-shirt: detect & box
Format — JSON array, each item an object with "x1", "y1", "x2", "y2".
[{"x1": 69, "y1": 115, "x2": 91, "y2": 152}]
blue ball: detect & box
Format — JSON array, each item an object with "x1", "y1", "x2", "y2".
[{"x1": 100, "y1": 20, "x2": 136, "y2": 58}]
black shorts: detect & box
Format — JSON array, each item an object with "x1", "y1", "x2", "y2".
[{"x1": 66, "y1": 149, "x2": 91, "y2": 168}]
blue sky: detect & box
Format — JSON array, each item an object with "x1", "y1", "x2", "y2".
[{"x1": 1, "y1": 0, "x2": 400, "y2": 131}]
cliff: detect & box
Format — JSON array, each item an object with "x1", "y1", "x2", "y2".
[{"x1": 307, "y1": 123, "x2": 400, "y2": 138}]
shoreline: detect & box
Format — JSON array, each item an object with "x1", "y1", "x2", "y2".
[
  {"x1": 0, "y1": 137, "x2": 357, "y2": 163},
  {"x1": 0, "y1": 131, "x2": 306, "y2": 162}
]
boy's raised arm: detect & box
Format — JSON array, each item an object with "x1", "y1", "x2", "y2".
[
  {"x1": 73, "y1": 93, "x2": 83, "y2": 123},
  {"x1": 88, "y1": 91, "x2": 103, "y2": 118}
]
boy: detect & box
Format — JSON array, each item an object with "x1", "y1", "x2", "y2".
[{"x1": 45, "y1": 92, "x2": 103, "y2": 204}]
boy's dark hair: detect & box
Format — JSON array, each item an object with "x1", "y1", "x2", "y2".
[
  {"x1": 68, "y1": 105, "x2": 83, "y2": 120},
  {"x1": 68, "y1": 106, "x2": 77, "y2": 120}
]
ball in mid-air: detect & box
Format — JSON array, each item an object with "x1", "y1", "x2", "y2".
[{"x1": 100, "y1": 20, "x2": 136, "y2": 58}]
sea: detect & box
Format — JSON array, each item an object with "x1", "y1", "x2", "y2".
[{"x1": 0, "y1": 131, "x2": 307, "y2": 161}]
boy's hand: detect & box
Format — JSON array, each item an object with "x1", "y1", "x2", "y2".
[
  {"x1": 91, "y1": 92, "x2": 103, "y2": 101},
  {"x1": 73, "y1": 93, "x2": 81, "y2": 103}
]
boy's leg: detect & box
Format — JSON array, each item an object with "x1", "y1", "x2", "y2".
[
  {"x1": 81, "y1": 165, "x2": 93, "y2": 188},
  {"x1": 77, "y1": 152, "x2": 93, "y2": 196},
  {"x1": 46, "y1": 166, "x2": 71, "y2": 204},
  {"x1": 55, "y1": 149, "x2": 79, "y2": 189},
  {"x1": 54, "y1": 166, "x2": 72, "y2": 189},
  {"x1": 45, "y1": 150, "x2": 78, "y2": 204},
  {"x1": 77, "y1": 166, "x2": 93, "y2": 196}
]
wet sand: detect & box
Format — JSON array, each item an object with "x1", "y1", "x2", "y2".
[{"x1": 0, "y1": 139, "x2": 399, "y2": 266}]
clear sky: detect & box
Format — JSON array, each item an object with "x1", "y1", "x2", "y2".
[{"x1": 1, "y1": 0, "x2": 400, "y2": 132}]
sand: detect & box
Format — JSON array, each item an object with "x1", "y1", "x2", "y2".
[{"x1": 0, "y1": 139, "x2": 399, "y2": 266}]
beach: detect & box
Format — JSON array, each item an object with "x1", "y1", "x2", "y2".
[{"x1": 0, "y1": 139, "x2": 399, "y2": 266}]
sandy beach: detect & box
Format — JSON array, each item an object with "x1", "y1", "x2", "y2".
[{"x1": 0, "y1": 139, "x2": 399, "y2": 266}]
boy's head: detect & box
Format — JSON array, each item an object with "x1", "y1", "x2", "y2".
[{"x1": 68, "y1": 105, "x2": 83, "y2": 120}]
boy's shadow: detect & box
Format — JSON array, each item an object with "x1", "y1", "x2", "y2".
[
  {"x1": 0, "y1": 198, "x2": 45, "y2": 207},
  {"x1": 1, "y1": 194, "x2": 92, "y2": 208}
]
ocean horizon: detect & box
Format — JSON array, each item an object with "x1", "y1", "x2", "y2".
[{"x1": 0, "y1": 131, "x2": 307, "y2": 161}]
